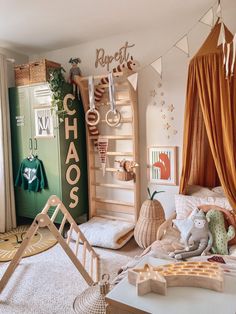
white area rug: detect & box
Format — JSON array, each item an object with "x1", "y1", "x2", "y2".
[{"x1": 0, "y1": 243, "x2": 132, "y2": 314}]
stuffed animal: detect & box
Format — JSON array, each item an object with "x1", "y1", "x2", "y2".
[
  {"x1": 206, "y1": 209, "x2": 235, "y2": 255},
  {"x1": 169, "y1": 209, "x2": 213, "y2": 260}
]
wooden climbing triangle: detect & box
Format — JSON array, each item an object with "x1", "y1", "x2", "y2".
[{"x1": 0, "y1": 195, "x2": 100, "y2": 293}]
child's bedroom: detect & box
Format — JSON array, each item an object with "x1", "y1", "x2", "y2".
[{"x1": 0, "y1": 0, "x2": 235, "y2": 313}]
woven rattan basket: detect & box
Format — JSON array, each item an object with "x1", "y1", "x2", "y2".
[
  {"x1": 29, "y1": 59, "x2": 61, "y2": 84},
  {"x1": 134, "y1": 198, "x2": 165, "y2": 249},
  {"x1": 14, "y1": 64, "x2": 30, "y2": 86},
  {"x1": 115, "y1": 170, "x2": 134, "y2": 181},
  {"x1": 73, "y1": 274, "x2": 110, "y2": 314}
]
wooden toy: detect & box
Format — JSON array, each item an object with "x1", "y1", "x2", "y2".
[
  {"x1": 0, "y1": 195, "x2": 100, "y2": 293},
  {"x1": 115, "y1": 159, "x2": 138, "y2": 181},
  {"x1": 128, "y1": 261, "x2": 224, "y2": 296},
  {"x1": 97, "y1": 136, "x2": 109, "y2": 176}
]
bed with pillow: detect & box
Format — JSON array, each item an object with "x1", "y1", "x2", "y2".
[{"x1": 114, "y1": 186, "x2": 236, "y2": 283}]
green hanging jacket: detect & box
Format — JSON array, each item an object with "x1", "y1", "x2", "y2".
[{"x1": 15, "y1": 158, "x2": 48, "y2": 192}]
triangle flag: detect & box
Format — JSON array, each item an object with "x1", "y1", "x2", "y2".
[
  {"x1": 199, "y1": 8, "x2": 214, "y2": 27},
  {"x1": 216, "y1": 4, "x2": 222, "y2": 17},
  {"x1": 127, "y1": 73, "x2": 138, "y2": 90},
  {"x1": 175, "y1": 35, "x2": 189, "y2": 56},
  {"x1": 217, "y1": 22, "x2": 226, "y2": 46},
  {"x1": 151, "y1": 57, "x2": 162, "y2": 78}
]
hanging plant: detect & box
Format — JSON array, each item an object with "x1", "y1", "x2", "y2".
[{"x1": 48, "y1": 67, "x2": 68, "y2": 122}]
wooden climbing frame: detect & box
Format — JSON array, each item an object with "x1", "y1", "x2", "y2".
[{"x1": 0, "y1": 195, "x2": 100, "y2": 293}]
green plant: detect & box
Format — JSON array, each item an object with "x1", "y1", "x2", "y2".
[
  {"x1": 147, "y1": 187, "x2": 164, "y2": 200},
  {"x1": 48, "y1": 67, "x2": 67, "y2": 122}
]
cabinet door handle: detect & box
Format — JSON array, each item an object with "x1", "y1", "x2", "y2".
[
  {"x1": 29, "y1": 138, "x2": 32, "y2": 150},
  {"x1": 34, "y1": 138, "x2": 38, "y2": 150}
]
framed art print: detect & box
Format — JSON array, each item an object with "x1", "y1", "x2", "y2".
[
  {"x1": 148, "y1": 146, "x2": 178, "y2": 185},
  {"x1": 34, "y1": 108, "x2": 54, "y2": 138}
]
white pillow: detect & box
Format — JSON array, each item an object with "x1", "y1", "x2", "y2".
[
  {"x1": 229, "y1": 245, "x2": 236, "y2": 257},
  {"x1": 211, "y1": 186, "x2": 225, "y2": 197},
  {"x1": 175, "y1": 194, "x2": 232, "y2": 220},
  {"x1": 186, "y1": 185, "x2": 226, "y2": 198}
]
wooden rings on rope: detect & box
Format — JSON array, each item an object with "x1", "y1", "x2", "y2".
[
  {"x1": 85, "y1": 108, "x2": 100, "y2": 126},
  {"x1": 105, "y1": 109, "x2": 121, "y2": 127}
]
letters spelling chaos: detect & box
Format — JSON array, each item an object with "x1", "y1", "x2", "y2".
[{"x1": 95, "y1": 41, "x2": 135, "y2": 71}]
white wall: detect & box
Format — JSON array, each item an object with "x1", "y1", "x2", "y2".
[
  {"x1": 0, "y1": 48, "x2": 28, "y2": 87},
  {"x1": 30, "y1": 1, "x2": 236, "y2": 217}
]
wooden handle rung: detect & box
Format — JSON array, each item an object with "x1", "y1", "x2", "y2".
[
  {"x1": 99, "y1": 99, "x2": 131, "y2": 106},
  {"x1": 93, "y1": 151, "x2": 133, "y2": 156},
  {"x1": 91, "y1": 167, "x2": 117, "y2": 172},
  {"x1": 94, "y1": 82, "x2": 129, "y2": 89},
  {"x1": 59, "y1": 215, "x2": 67, "y2": 234},
  {"x1": 90, "y1": 252, "x2": 94, "y2": 279},
  {"x1": 75, "y1": 72, "x2": 124, "y2": 81},
  {"x1": 95, "y1": 256, "x2": 99, "y2": 283},
  {"x1": 82, "y1": 241, "x2": 87, "y2": 267},
  {"x1": 66, "y1": 224, "x2": 73, "y2": 244},
  {"x1": 100, "y1": 117, "x2": 133, "y2": 123},
  {"x1": 98, "y1": 214, "x2": 134, "y2": 223},
  {"x1": 92, "y1": 183, "x2": 134, "y2": 190},
  {"x1": 90, "y1": 135, "x2": 133, "y2": 140},
  {"x1": 94, "y1": 197, "x2": 134, "y2": 207},
  {"x1": 50, "y1": 204, "x2": 61, "y2": 222},
  {"x1": 75, "y1": 231, "x2": 80, "y2": 256}
]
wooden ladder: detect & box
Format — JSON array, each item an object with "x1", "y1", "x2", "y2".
[{"x1": 75, "y1": 71, "x2": 140, "y2": 224}]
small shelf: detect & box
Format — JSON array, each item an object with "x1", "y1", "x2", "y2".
[{"x1": 89, "y1": 135, "x2": 133, "y2": 140}]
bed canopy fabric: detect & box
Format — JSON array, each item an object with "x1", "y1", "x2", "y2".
[{"x1": 179, "y1": 21, "x2": 236, "y2": 211}]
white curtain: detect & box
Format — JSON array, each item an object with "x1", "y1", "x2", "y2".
[{"x1": 0, "y1": 54, "x2": 16, "y2": 232}]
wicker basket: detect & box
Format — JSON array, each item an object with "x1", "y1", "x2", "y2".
[
  {"x1": 29, "y1": 59, "x2": 61, "y2": 84},
  {"x1": 14, "y1": 64, "x2": 30, "y2": 86},
  {"x1": 73, "y1": 274, "x2": 110, "y2": 314},
  {"x1": 134, "y1": 199, "x2": 165, "y2": 248},
  {"x1": 115, "y1": 171, "x2": 134, "y2": 181}
]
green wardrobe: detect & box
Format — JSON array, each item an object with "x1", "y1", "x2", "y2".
[{"x1": 9, "y1": 82, "x2": 88, "y2": 223}]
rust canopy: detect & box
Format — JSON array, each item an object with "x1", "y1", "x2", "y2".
[{"x1": 180, "y1": 21, "x2": 236, "y2": 210}]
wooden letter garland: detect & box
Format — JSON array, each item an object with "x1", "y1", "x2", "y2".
[
  {"x1": 94, "y1": 57, "x2": 138, "y2": 103},
  {"x1": 128, "y1": 261, "x2": 224, "y2": 296},
  {"x1": 97, "y1": 136, "x2": 109, "y2": 176},
  {"x1": 95, "y1": 41, "x2": 135, "y2": 71}
]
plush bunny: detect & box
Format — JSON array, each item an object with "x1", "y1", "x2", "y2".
[{"x1": 170, "y1": 208, "x2": 213, "y2": 260}]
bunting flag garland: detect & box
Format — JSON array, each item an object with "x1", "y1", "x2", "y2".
[
  {"x1": 151, "y1": 57, "x2": 162, "y2": 78},
  {"x1": 126, "y1": 2, "x2": 232, "y2": 81},
  {"x1": 216, "y1": 4, "x2": 222, "y2": 17},
  {"x1": 174, "y1": 35, "x2": 189, "y2": 56},
  {"x1": 199, "y1": 8, "x2": 214, "y2": 27},
  {"x1": 127, "y1": 72, "x2": 138, "y2": 90}
]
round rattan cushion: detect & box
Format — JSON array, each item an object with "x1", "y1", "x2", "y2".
[{"x1": 134, "y1": 199, "x2": 165, "y2": 249}]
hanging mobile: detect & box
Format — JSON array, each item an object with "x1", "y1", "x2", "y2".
[
  {"x1": 85, "y1": 76, "x2": 100, "y2": 126},
  {"x1": 105, "y1": 72, "x2": 121, "y2": 127}
]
